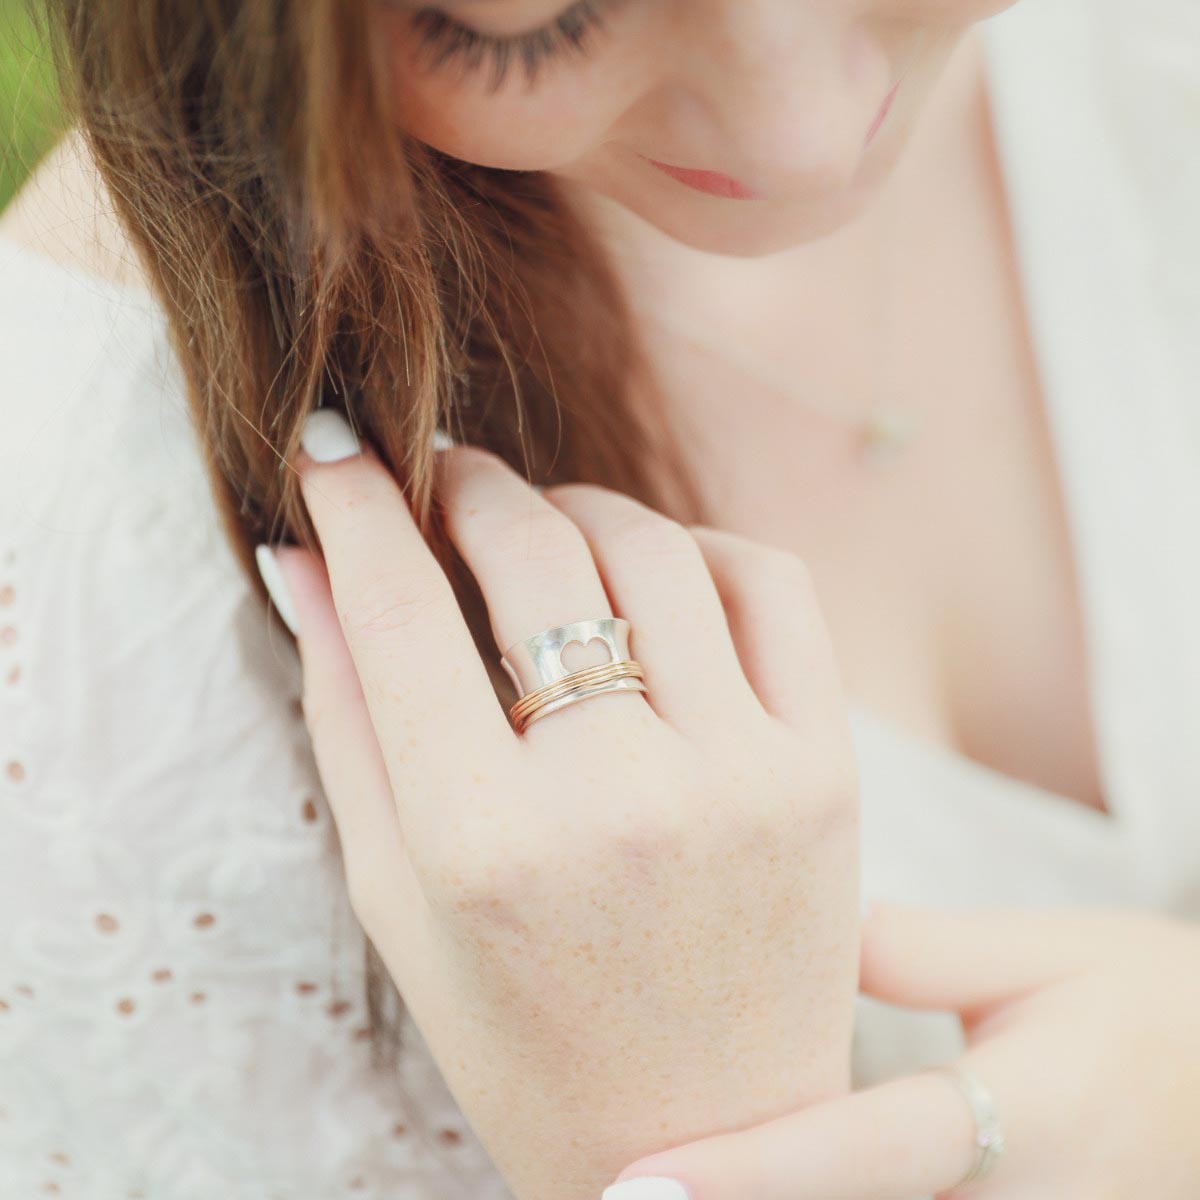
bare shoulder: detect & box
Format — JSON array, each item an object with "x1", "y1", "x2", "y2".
[{"x1": 0, "y1": 124, "x2": 151, "y2": 293}]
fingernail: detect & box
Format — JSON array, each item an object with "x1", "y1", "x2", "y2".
[
  {"x1": 255, "y1": 543, "x2": 299, "y2": 636},
  {"x1": 601, "y1": 1178, "x2": 691, "y2": 1200},
  {"x1": 431, "y1": 426, "x2": 455, "y2": 451},
  {"x1": 301, "y1": 408, "x2": 361, "y2": 463}
]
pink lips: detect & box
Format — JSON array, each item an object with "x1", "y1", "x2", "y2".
[
  {"x1": 865, "y1": 80, "x2": 900, "y2": 146},
  {"x1": 647, "y1": 78, "x2": 900, "y2": 197},
  {"x1": 646, "y1": 159, "x2": 759, "y2": 200}
]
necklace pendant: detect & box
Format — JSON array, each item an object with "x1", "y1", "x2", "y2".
[{"x1": 859, "y1": 405, "x2": 919, "y2": 462}]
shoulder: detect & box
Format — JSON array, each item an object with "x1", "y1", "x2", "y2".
[
  {"x1": 0, "y1": 179, "x2": 200, "y2": 556},
  {"x1": 0, "y1": 128, "x2": 303, "y2": 799},
  {"x1": 0, "y1": 120, "x2": 207, "y2": 541},
  {"x1": 0, "y1": 124, "x2": 150, "y2": 292}
]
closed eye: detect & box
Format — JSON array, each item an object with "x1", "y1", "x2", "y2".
[{"x1": 410, "y1": 0, "x2": 619, "y2": 91}]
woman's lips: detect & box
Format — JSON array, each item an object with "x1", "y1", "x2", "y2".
[
  {"x1": 865, "y1": 80, "x2": 900, "y2": 146},
  {"x1": 645, "y1": 159, "x2": 759, "y2": 200},
  {"x1": 647, "y1": 78, "x2": 900, "y2": 197}
]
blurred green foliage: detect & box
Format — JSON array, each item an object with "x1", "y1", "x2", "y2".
[{"x1": 1, "y1": 1, "x2": 63, "y2": 212}]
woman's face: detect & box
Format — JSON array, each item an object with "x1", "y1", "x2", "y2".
[{"x1": 380, "y1": 0, "x2": 1020, "y2": 256}]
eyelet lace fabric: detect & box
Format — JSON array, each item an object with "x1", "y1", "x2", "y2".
[{"x1": 0, "y1": 248, "x2": 514, "y2": 1199}]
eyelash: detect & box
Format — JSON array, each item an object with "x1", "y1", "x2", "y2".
[{"x1": 411, "y1": 0, "x2": 617, "y2": 90}]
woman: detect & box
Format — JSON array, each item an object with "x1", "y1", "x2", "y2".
[{"x1": 1, "y1": 0, "x2": 1198, "y2": 1197}]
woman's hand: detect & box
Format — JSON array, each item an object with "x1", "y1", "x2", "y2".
[
  {"x1": 265, "y1": 409, "x2": 863, "y2": 1200},
  {"x1": 603, "y1": 902, "x2": 1200, "y2": 1200}
]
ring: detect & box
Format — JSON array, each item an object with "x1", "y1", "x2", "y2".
[
  {"x1": 499, "y1": 617, "x2": 647, "y2": 733},
  {"x1": 930, "y1": 1063, "x2": 1007, "y2": 1190}
]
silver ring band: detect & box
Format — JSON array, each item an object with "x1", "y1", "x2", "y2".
[
  {"x1": 500, "y1": 617, "x2": 646, "y2": 733},
  {"x1": 931, "y1": 1063, "x2": 1006, "y2": 1189},
  {"x1": 500, "y1": 617, "x2": 635, "y2": 695}
]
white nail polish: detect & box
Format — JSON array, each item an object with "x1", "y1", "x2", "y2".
[
  {"x1": 431, "y1": 426, "x2": 456, "y2": 452},
  {"x1": 255, "y1": 543, "x2": 299, "y2": 636},
  {"x1": 601, "y1": 1178, "x2": 691, "y2": 1200},
  {"x1": 301, "y1": 408, "x2": 361, "y2": 463}
]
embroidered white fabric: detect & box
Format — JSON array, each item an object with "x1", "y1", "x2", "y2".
[
  {"x1": 1, "y1": 2, "x2": 1197, "y2": 1197},
  {"x1": 0, "y1": 246, "x2": 514, "y2": 1198}
]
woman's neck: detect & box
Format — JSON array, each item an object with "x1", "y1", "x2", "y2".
[{"x1": 554, "y1": 26, "x2": 994, "y2": 525}]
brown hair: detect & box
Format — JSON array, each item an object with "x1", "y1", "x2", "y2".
[{"x1": 39, "y1": 0, "x2": 700, "y2": 1083}]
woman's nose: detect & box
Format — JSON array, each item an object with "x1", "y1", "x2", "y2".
[{"x1": 675, "y1": 4, "x2": 884, "y2": 196}]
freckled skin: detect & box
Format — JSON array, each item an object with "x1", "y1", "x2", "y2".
[{"x1": 371, "y1": 714, "x2": 861, "y2": 1200}]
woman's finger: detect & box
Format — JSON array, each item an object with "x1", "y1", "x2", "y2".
[
  {"x1": 605, "y1": 1052, "x2": 1021, "y2": 1200},
  {"x1": 292, "y1": 410, "x2": 517, "y2": 814},
  {"x1": 860, "y1": 901, "x2": 1127, "y2": 1018},
  {"x1": 539, "y1": 483, "x2": 761, "y2": 732},
  {"x1": 265, "y1": 545, "x2": 415, "y2": 926},
  {"x1": 688, "y1": 523, "x2": 851, "y2": 740},
  {"x1": 433, "y1": 445, "x2": 657, "y2": 737}
]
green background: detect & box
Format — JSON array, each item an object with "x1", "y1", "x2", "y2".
[{"x1": 0, "y1": 2, "x2": 62, "y2": 212}]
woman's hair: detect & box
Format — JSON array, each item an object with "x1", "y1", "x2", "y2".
[{"x1": 39, "y1": 0, "x2": 701, "y2": 1083}]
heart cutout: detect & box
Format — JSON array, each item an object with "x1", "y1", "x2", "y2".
[{"x1": 560, "y1": 636, "x2": 614, "y2": 674}]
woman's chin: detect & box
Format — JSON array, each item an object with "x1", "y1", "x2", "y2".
[
  {"x1": 564, "y1": 169, "x2": 879, "y2": 259},
  {"x1": 640, "y1": 194, "x2": 871, "y2": 258}
]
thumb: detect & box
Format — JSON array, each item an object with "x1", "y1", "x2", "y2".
[{"x1": 859, "y1": 901, "x2": 1117, "y2": 1016}]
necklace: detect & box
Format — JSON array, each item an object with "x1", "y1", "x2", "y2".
[
  {"x1": 634, "y1": 193, "x2": 921, "y2": 465},
  {"x1": 640, "y1": 307, "x2": 922, "y2": 465}
]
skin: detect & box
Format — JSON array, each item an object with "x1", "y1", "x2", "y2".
[
  {"x1": 278, "y1": 421, "x2": 864, "y2": 1200},
  {"x1": 380, "y1": 0, "x2": 1016, "y2": 256},
  {"x1": 612, "y1": 903, "x2": 1200, "y2": 1199},
  {"x1": 7, "y1": 2, "x2": 1196, "y2": 1198}
]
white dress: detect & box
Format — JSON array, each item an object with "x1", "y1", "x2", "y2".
[{"x1": 1, "y1": 2, "x2": 1197, "y2": 1197}]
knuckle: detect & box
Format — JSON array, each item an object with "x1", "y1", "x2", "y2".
[
  {"x1": 410, "y1": 817, "x2": 539, "y2": 912},
  {"x1": 487, "y1": 505, "x2": 591, "y2": 567},
  {"x1": 705, "y1": 777, "x2": 799, "y2": 852},
  {"x1": 796, "y1": 748, "x2": 861, "y2": 835},
  {"x1": 438, "y1": 442, "x2": 503, "y2": 476},
  {"x1": 609, "y1": 510, "x2": 699, "y2": 563},
  {"x1": 450, "y1": 851, "x2": 534, "y2": 914},
  {"x1": 338, "y1": 575, "x2": 440, "y2": 639},
  {"x1": 428, "y1": 850, "x2": 543, "y2": 933},
  {"x1": 607, "y1": 801, "x2": 690, "y2": 854},
  {"x1": 587, "y1": 791, "x2": 694, "y2": 867},
  {"x1": 718, "y1": 726, "x2": 859, "y2": 841},
  {"x1": 688, "y1": 525, "x2": 816, "y2": 588},
  {"x1": 752, "y1": 544, "x2": 817, "y2": 594},
  {"x1": 443, "y1": 444, "x2": 536, "y2": 502},
  {"x1": 814, "y1": 757, "x2": 862, "y2": 828},
  {"x1": 539, "y1": 480, "x2": 604, "y2": 506}
]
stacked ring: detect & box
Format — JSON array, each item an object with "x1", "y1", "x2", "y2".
[{"x1": 499, "y1": 617, "x2": 647, "y2": 734}]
